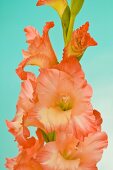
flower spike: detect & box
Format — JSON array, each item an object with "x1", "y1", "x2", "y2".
[{"x1": 6, "y1": 1, "x2": 108, "y2": 169}]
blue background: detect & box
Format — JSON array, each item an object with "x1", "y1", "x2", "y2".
[{"x1": 0, "y1": 0, "x2": 113, "y2": 169}]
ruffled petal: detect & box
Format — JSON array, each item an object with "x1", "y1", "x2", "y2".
[
  {"x1": 93, "y1": 109, "x2": 103, "y2": 131},
  {"x1": 6, "y1": 112, "x2": 36, "y2": 148},
  {"x1": 5, "y1": 158, "x2": 17, "y2": 170},
  {"x1": 5, "y1": 129, "x2": 44, "y2": 169},
  {"x1": 5, "y1": 140, "x2": 43, "y2": 170},
  {"x1": 16, "y1": 22, "x2": 57, "y2": 80},
  {"x1": 36, "y1": 0, "x2": 67, "y2": 17},
  {"x1": 71, "y1": 104, "x2": 96, "y2": 140},
  {"x1": 63, "y1": 22, "x2": 97, "y2": 60},
  {"x1": 24, "y1": 26, "x2": 40, "y2": 44},
  {"x1": 6, "y1": 157, "x2": 42, "y2": 170},
  {"x1": 54, "y1": 57, "x2": 85, "y2": 79},
  {"x1": 78, "y1": 132, "x2": 108, "y2": 167},
  {"x1": 6, "y1": 74, "x2": 42, "y2": 148}
]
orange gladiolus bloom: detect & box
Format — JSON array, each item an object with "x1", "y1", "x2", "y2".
[
  {"x1": 32, "y1": 57, "x2": 100, "y2": 140},
  {"x1": 37, "y1": 130, "x2": 108, "y2": 170},
  {"x1": 63, "y1": 22, "x2": 97, "y2": 60},
  {"x1": 16, "y1": 22, "x2": 57, "y2": 80}
]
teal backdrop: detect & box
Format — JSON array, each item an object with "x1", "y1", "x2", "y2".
[{"x1": 0, "y1": 0, "x2": 113, "y2": 169}]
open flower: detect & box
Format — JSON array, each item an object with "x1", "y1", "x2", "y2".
[
  {"x1": 16, "y1": 22, "x2": 57, "y2": 80},
  {"x1": 63, "y1": 22, "x2": 97, "y2": 60},
  {"x1": 37, "y1": 130, "x2": 108, "y2": 170},
  {"x1": 5, "y1": 129, "x2": 44, "y2": 170},
  {"x1": 33, "y1": 57, "x2": 99, "y2": 139},
  {"x1": 36, "y1": 0, "x2": 68, "y2": 18},
  {"x1": 6, "y1": 73, "x2": 44, "y2": 148}
]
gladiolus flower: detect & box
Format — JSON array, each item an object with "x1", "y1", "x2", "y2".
[
  {"x1": 5, "y1": 0, "x2": 108, "y2": 168},
  {"x1": 37, "y1": 131, "x2": 108, "y2": 170},
  {"x1": 36, "y1": 0, "x2": 68, "y2": 18},
  {"x1": 5, "y1": 129, "x2": 44, "y2": 170},
  {"x1": 63, "y1": 22, "x2": 97, "y2": 60},
  {"x1": 6, "y1": 74, "x2": 44, "y2": 148},
  {"x1": 16, "y1": 22, "x2": 57, "y2": 80},
  {"x1": 33, "y1": 57, "x2": 99, "y2": 139}
]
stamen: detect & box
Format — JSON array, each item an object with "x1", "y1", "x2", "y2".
[{"x1": 57, "y1": 95, "x2": 73, "y2": 111}]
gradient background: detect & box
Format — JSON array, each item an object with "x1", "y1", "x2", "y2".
[{"x1": 0, "y1": 0, "x2": 113, "y2": 169}]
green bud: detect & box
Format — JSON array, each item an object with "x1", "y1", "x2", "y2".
[{"x1": 71, "y1": 0, "x2": 84, "y2": 17}]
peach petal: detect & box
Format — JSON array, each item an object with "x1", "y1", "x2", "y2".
[
  {"x1": 54, "y1": 57, "x2": 85, "y2": 79},
  {"x1": 93, "y1": 109, "x2": 103, "y2": 130},
  {"x1": 5, "y1": 146, "x2": 43, "y2": 170},
  {"x1": 6, "y1": 74, "x2": 41, "y2": 148},
  {"x1": 78, "y1": 132, "x2": 108, "y2": 166},
  {"x1": 6, "y1": 113, "x2": 36, "y2": 148},
  {"x1": 16, "y1": 22, "x2": 57, "y2": 80},
  {"x1": 35, "y1": 106, "x2": 71, "y2": 132},
  {"x1": 24, "y1": 26, "x2": 40, "y2": 44},
  {"x1": 5, "y1": 129, "x2": 44, "y2": 169}
]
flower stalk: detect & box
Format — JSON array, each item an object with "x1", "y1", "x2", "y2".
[
  {"x1": 65, "y1": 0, "x2": 84, "y2": 45},
  {"x1": 5, "y1": 0, "x2": 107, "y2": 169}
]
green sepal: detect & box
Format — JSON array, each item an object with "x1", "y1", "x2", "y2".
[
  {"x1": 41, "y1": 130, "x2": 56, "y2": 143},
  {"x1": 61, "y1": 5, "x2": 71, "y2": 44},
  {"x1": 71, "y1": 0, "x2": 84, "y2": 17}
]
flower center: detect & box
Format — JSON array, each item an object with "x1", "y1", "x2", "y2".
[
  {"x1": 57, "y1": 95, "x2": 73, "y2": 111},
  {"x1": 61, "y1": 142, "x2": 80, "y2": 160}
]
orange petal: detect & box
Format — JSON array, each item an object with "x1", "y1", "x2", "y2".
[
  {"x1": 6, "y1": 74, "x2": 42, "y2": 148},
  {"x1": 93, "y1": 109, "x2": 103, "y2": 131},
  {"x1": 6, "y1": 113, "x2": 36, "y2": 148},
  {"x1": 5, "y1": 129, "x2": 44, "y2": 169},
  {"x1": 79, "y1": 132, "x2": 108, "y2": 166},
  {"x1": 63, "y1": 22, "x2": 97, "y2": 60},
  {"x1": 16, "y1": 22, "x2": 57, "y2": 80},
  {"x1": 24, "y1": 26, "x2": 40, "y2": 44},
  {"x1": 5, "y1": 142, "x2": 43, "y2": 170},
  {"x1": 54, "y1": 57, "x2": 85, "y2": 79}
]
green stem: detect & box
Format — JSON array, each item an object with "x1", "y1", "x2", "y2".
[
  {"x1": 62, "y1": 24, "x2": 67, "y2": 45},
  {"x1": 66, "y1": 14, "x2": 75, "y2": 45}
]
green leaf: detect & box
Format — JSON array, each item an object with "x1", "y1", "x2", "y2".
[
  {"x1": 71, "y1": 0, "x2": 84, "y2": 17},
  {"x1": 61, "y1": 5, "x2": 71, "y2": 44}
]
